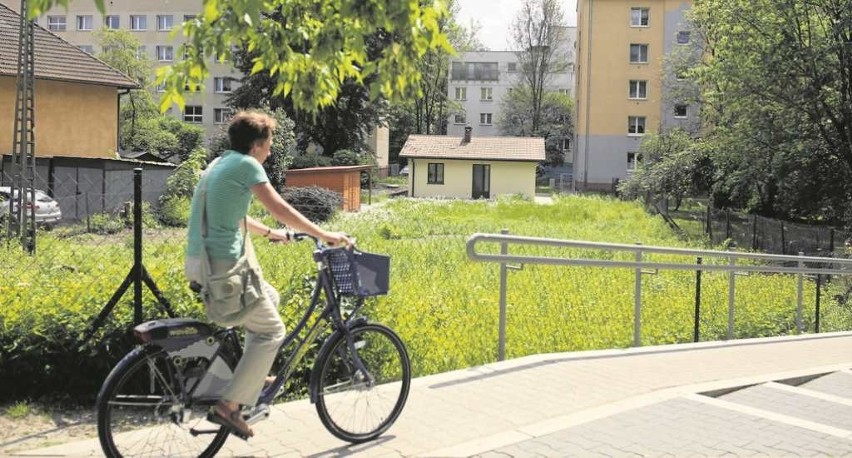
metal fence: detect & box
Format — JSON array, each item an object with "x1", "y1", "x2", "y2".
[{"x1": 466, "y1": 231, "x2": 852, "y2": 360}]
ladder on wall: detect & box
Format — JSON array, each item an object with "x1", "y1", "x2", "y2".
[{"x1": 8, "y1": 0, "x2": 37, "y2": 252}]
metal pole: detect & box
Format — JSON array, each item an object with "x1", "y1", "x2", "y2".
[
  {"x1": 133, "y1": 168, "x2": 143, "y2": 324},
  {"x1": 727, "y1": 247, "x2": 736, "y2": 340},
  {"x1": 634, "y1": 243, "x2": 643, "y2": 347},
  {"x1": 796, "y1": 251, "x2": 804, "y2": 333},
  {"x1": 815, "y1": 273, "x2": 821, "y2": 334},
  {"x1": 498, "y1": 228, "x2": 509, "y2": 361},
  {"x1": 694, "y1": 257, "x2": 702, "y2": 342}
]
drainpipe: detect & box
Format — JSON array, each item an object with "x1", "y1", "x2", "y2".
[
  {"x1": 117, "y1": 88, "x2": 131, "y2": 154},
  {"x1": 582, "y1": 0, "x2": 593, "y2": 190}
]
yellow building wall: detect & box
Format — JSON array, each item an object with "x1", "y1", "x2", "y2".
[
  {"x1": 0, "y1": 76, "x2": 118, "y2": 158},
  {"x1": 408, "y1": 158, "x2": 537, "y2": 199}
]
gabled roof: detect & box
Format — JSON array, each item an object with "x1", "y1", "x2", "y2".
[
  {"x1": 0, "y1": 3, "x2": 138, "y2": 89},
  {"x1": 400, "y1": 134, "x2": 546, "y2": 162}
]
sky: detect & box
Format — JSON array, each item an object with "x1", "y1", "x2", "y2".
[{"x1": 456, "y1": 0, "x2": 578, "y2": 51}]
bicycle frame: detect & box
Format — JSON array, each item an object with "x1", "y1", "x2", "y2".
[{"x1": 209, "y1": 245, "x2": 374, "y2": 408}]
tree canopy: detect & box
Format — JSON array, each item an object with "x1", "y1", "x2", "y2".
[{"x1": 29, "y1": 0, "x2": 453, "y2": 115}]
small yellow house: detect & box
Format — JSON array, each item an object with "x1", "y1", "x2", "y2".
[
  {"x1": 0, "y1": 2, "x2": 138, "y2": 159},
  {"x1": 399, "y1": 128, "x2": 545, "y2": 199}
]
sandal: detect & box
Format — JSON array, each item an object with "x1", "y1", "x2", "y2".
[{"x1": 207, "y1": 402, "x2": 254, "y2": 440}]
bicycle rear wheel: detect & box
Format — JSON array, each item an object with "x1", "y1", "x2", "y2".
[
  {"x1": 314, "y1": 323, "x2": 411, "y2": 443},
  {"x1": 96, "y1": 346, "x2": 232, "y2": 458}
]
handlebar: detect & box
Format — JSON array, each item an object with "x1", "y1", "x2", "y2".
[{"x1": 273, "y1": 231, "x2": 355, "y2": 250}]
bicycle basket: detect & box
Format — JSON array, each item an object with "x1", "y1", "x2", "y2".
[{"x1": 327, "y1": 249, "x2": 390, "y2": 297}]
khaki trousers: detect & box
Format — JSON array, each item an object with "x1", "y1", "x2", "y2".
[{"x1": 208, "y1": 259, "x2": 286, "y2": 407}]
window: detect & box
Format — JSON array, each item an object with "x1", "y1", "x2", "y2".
[
  {"x1": 677, "y1": 31, "x2": 691, "y2": 44},
  {"x1": 214, "y1": 108, "x2": 233, "y2": 124},
  {"x1": 630, "y1": 44, "x2": 648, "y2": 64},
  {"x1": 480, "y1": 113, "x2": 493, "y2": 125},
  {"x1": 79, "y1": 45, "x2": 94, "y2": 54},
  {"x1": 559, "y1": 138, "x2": 570, "y2": 151},
  {"x1": 183, "y1": 14, "x2": 197, "y2": 22},
  {"x1": 630, "y1": 7, "x2": 650, "y2": 27},
  {"x1": 454, "y1": 87, "x2": 467, "y2": 100},
  {"x1": 47, "y1": 16, "x2": 66, "y2": 32},
  {"x1": 451, "y1": 61, "x2": 499, "y2": 81},
  {"x1": 674, "y1": 104, "x2": 688, "y2": 118},
  {"x1": 628, "y1": 116, "x2": 646, "y2": 135},
  {"x1": 453, "y1": 114, "x2": 466, "y2": 124},
  {"x1": 427, "y1": 163, "x2": 444, "y2": 185},
  {"x1": 507, "y1": 62, "x2": 517, "y2": 72},
  {"x1": 627, "y1": 152, "x2": 643, "y2": 171},
  {"x1": 76, "y1": 15, "x2": 93, "y2": 30},
  {"x1": 214, "y1": 77, "x2": 233, "y2": 93},
  {"x1": 183, "y1": 106, "x2": 203, "y2": 123},
  {"x1": 156, "y1": 45, "x2": 173, "y2": 61},
  {"x1": 104, "y1": 15, "x2": 119, "y2": 29},
  {"x1": 156, "y1": 83, "x2": 166, "y2": 93},
  {"x1": 629, "y1": 80, "x2": 647, "y2": 99},
  {"x1": 480, "y1": 87, "x2": 492, "y2": 101},
  {"x1": 675, "y1": 67, "x2": 689, "y2": 80},
  {"x1": 157, "y1": 15, "x2": 173, "y2": 31},
  {"x1": 136, "y1": 46, "x2": 147, "y2": 59},
  {"x1": 557, "y1": 88, "x2": 570, "y2": 96},
  {"x1": 130, "y1": 15, "x2": 147, "y2": 31}
]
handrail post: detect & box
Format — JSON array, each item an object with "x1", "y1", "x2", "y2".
[
  {"x1": 634, "y1": 243, "x2": 643, "y2": 347},
  {"x1": 727, "y1": 245, "x2": 736, "y2": 340},
  {"x1": 797, "y1": 251, "x2": 804, "y2": 333},
  {"x1": 498, "y1": 229, "x2": 509, "y2": 361},
  {"x1": 694, "y1": 257, "x2": 702, "y2": 342}
]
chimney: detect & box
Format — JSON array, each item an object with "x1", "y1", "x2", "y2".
[{"x1": 463, "y1": 125, "x2": 472, "y2": 143}]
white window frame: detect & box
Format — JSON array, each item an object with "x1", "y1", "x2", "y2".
[
  {"x1": 630, "y1": 44, "x2": 649, "y2": 64},
  {"x1": 156, "y1": 15, "x2": 173, "y2": 31},
  {"x1": 454, "y1": 87, "x2": 467, "y2": 101},
  {"x1": 480, "y1": 87, "x2": 493, "y2": 101},
  {"x1": 214, "y1": 77, "x2": 233, "y2": 93},
  {"x1": 453, "y1": 114, "x2": 466, "y2": 125},
  {"x1": 183, "y1": 106, "x2": 203, "y2": 124},
  {"x1": 559, "y1": 138, "x2": 570, "y2": 151},
  {"x1": 627, "y1": 152, "x2": 642, "y2": 171},
  {"x1": 79, "y1": 45, "x2": 94, "y2": 54},
  {"x1": 673, "y1": 104, "x2": 688, "y2": 119},
  {"x1": 156, "y1": 45, "x2": 173, "y2": 62},
  {"x1": 130, "y1": 15, "x2": 147, "y2": 31},
  {"x1": 47, "y1": 16, "x2": 66, "y2": 32},
  {"x1": 76, "y1": 15, "x2": 93, "y2": 31},
  {"x1": 630, "y1": 7, "x2": 649, "y2": 27},
  {"x1": 136, "y1": 46, "x2": 147, "y2": 59},
  {"x1": 214, "y1": 108, "x2": 233, "y2": 124},
  {"x1": 156, "y1": 83, "x2": 166, "y2": 93},
  {"x1": 507, "y1": 62, "x2": 517, "y2": 73},
  {"x1": 628, "y1": 116, "x2": 646, "y2": 136},
  {"x1": 104, "y1": 15, "x2": 119, "y2": 29},
  {"x1": 479, "y1": 113, "x2": 493, "y2": 125},
  {"x1": 629, "y1": 80, "x2": 647, "y2": 100}
]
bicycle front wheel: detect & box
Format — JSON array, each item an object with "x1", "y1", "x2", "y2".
[
  {"x1": 314, "y1": 323, "x2": 411, "y2": 443},
  {"x1": 96, "y1": 347, "x2": 232, "y2": 458}
]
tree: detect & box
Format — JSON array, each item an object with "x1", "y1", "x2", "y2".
[
  {"x1": 28, "y1": 0, "x2": 452, "y2": 116},
  {"x1": 497, "y1": 88, "x2": 573, "y2": 165},
  {"x1": 508, "y1": 0, "x2": 570, "y2": 133},
  {"x1": 689, "y1": 0, "x2": 852, "y2": 223}
]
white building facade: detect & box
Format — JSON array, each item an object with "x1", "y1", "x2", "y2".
[{"x1": 446, "y1": 27, "x2": 576, "y2": 140}]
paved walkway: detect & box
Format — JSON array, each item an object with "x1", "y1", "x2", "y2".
[{"x1": 17, "y1": 331, "x2": 852, "y2": 457}]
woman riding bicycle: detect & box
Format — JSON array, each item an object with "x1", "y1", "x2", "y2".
[{"x1": 184, "y1": 110, "x2": 349, "y2": 439}]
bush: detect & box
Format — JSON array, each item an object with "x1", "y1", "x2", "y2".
[
  {"x1": 331, "y1": 149, "x2": 361, "y2": 166},
  {"x1": 290, "y1": 152, "x2": 332, "y2": 170},
  {"x1": 280, "y1": 186, "x2": 343, "y2": 223},
  {"x1": 158, "y1": 147, "x2": 206, "y2": 227},
  {"x1": 159, "y1": 196, "x2": 191, "y2": 227}
]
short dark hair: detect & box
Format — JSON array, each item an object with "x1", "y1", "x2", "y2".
[{"x1": 227, "y1": 111, "x2": 277, "y2": 153}]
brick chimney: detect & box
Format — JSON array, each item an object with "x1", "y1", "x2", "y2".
[{"x1": 463, "y1": 125, "x2": 472, "y2": 143}]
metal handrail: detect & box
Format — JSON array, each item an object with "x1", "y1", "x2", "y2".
[{"x1": 466, "y1": 231, "x2": 852, "y2": 360}]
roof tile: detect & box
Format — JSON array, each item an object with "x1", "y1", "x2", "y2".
[
  {"x1": 399, "y1": 134, "x2": 546, "y2": 161},
  {"x1": 0, "y1": 3, "x2": 138, "y2": 88}
]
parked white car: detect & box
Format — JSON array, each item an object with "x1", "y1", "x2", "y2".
[{"x1": 0, "y1": 186, "x2": 62, "y2": 226}]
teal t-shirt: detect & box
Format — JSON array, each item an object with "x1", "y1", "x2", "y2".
[{"x1": 186, "y1": 150, "x2": 269, "y2": 261}]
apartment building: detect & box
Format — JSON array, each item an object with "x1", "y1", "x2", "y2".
[
  {"x1": 447, "y1": 26, "x2": 576, "y2": 140},
  {"x1": 22, "y1": 0, "x2": 237, "y2": 139},
  {"x1": 574, "y1": 0, "x2": 697, "y2": 191}
]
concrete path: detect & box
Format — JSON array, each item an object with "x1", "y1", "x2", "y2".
[{"x1": 16, "y1": 332, "x2": 852, "y2": 457}]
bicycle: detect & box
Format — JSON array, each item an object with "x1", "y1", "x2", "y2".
[{"x1": 95, "y1": 233, "x2": 411, "y2": 457}]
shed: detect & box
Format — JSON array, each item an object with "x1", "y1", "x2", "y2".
[{"x1": 285, "y1": 165, "x2": 372, "y2": 212}]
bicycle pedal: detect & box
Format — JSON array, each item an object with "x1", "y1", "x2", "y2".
[{"x1": 243, "y1": 403, "x2": 271, "y2": 425}]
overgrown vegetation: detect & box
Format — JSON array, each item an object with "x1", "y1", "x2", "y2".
[{"x1": 3, "y1": 196, "x2": 848, "y2": 403}]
